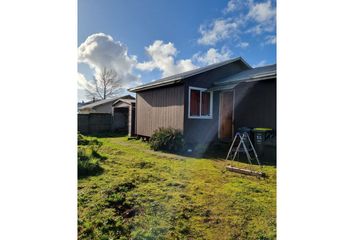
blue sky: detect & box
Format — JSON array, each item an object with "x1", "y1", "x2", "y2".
[{"x1": 78, "y1": 0, "x2": 276, "y2": 101}]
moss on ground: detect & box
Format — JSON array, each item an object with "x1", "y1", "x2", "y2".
[{"x1": 78, "y1": 135, "x2": 276, "y2": 240}]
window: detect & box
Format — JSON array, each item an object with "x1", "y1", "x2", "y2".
[
  {"x1": 190, "y1": 89, "x2": 200, "y2": 116},
  {"x1": 188, "y1": 87, "x2": 213, "y2": 119}
]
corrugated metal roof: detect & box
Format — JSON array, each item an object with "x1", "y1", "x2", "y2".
[
  {"x1": 207, "y1": 64, "x2": 276, "y2": 91},
  {"x1": 79, "y1": 95, "x2": 135, "y2": 110},
  {"x1": 129, "y1": 57, "x2": 251, "y2": 92},
  {"x1": 214, "y1": 64, "x2": 276, "y2": 86}
]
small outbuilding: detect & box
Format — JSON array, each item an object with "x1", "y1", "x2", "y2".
[{"x1": 112, "y1": 98, "x2": 136, "y2": 136}]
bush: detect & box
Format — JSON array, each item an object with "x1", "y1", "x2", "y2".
[{"x1": 149, "y1": 127, "x2": 184, "y2": 153}]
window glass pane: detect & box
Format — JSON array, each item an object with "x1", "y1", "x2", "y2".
[
  {"x1": 190, "y1": 89, "x2": 200, "y2": 116},
  {"x1": 201, "y1": 91, "x2": 210, "y2": 116}
]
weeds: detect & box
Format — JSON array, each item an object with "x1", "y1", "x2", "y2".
[
  {"x1": 78, "y1": 135, "x2": 276, "y2": 240},
  {"x1": 78, "y1": 133, "x2": 105, "y2": 178}
]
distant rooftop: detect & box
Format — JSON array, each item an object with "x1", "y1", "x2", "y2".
[{"x1": 79, "y1": 95, "x2": 135, "y2": 110}]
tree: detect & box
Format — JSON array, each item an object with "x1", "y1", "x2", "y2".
[{"x1": 85, "y1": 67, "x2": 122, "y2": 100}]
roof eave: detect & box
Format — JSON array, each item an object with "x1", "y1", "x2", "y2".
[
  {"x1": 129, "y1": 79, "x2": 183, "y2": 92},
  {"x1": 215, "y1": 72, "x2": 276, "y2": 86},
  {"x1": 208, "y1": 74, "x2": 276, "y2": 92},
  {"x1": 243, "y1": 73, "x2": 276, "y2": 82},
  {"x1": 238, "y1": 56, "x2": 253, "y2": 69}
]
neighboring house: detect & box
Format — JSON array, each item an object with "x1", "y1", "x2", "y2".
[
  {"x1": 78, "y1": 95, "x2": 135, "y2": 114},
  {"x1": 78, "y1": 95, "x2": 136, "y2": 135},
  {"x1": 78, "y1": 101, "x2": 86, "y2": 109},
  {"x1": 129, "y1": 57, "x2": 276, "y2": 149},
  {"x1": 77, "y1": 99, "x2": 95, "y2": 111}
]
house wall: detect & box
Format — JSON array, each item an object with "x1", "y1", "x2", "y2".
[
  {"x1": 233, "y1": 78, "x2": 276, "y2": 130},
  {"x1": 183, "y1": 91, "x2": 220, "y2": 146},
  {"x1": 92, "y1": 103, "x2": 114, "y2": 113},
  {"x1": 183, "y1": 61, "x2": 248, "y2": 145},
  {"x1": 135, "y1": 84, "x2": 184, "y2": 137},
  {"x1": 78, "y1": 102, "x2": 114, "y2": 114}
]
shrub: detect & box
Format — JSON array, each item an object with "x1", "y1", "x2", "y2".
[{"x1": 149, "y1": 127, "x2": 184, "y2": 153}]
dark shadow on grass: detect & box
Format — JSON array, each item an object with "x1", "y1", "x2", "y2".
[
  {"x1": 78, "y1": 165, "x2": 104, "y2": 179},
  {"x1": 84, "y1": 131, "x2": 128, "y2": 138},
  {"x1": 91, "y1": 149, "x2": 108, "y2": 161},
  {"x1": 182, "y1": 141, "x2": 276, "y2": 166}
]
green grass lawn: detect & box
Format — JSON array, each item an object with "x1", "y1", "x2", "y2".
[{"x1": 78, "y1": 135, "x2": 276, "y2": 240}]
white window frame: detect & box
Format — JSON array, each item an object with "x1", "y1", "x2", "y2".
[{"x1": 188, "y1": 86, "x2": 213, "y2": 119}]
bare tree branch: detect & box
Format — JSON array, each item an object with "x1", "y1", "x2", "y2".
[{"x1": 84, "y1": 67, "x2": 122, "y2": 100}]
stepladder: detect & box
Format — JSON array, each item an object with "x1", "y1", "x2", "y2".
[{"x1": 226, "y1": 132, "x2": 261, "y2": 166}]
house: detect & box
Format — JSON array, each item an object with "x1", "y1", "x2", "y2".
[
  {"x1": 77, "y1": 99, "x2": 96, "y2": 111},
  {"x1": 129, "y1": 57, "x2": 276, "y2": 152},
  {"x1": 78, "y1": 95, "x2": 135, "y2": 114}
]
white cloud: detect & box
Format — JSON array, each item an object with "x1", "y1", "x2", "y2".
[
  {"x1": 193, "y1": 47, "x2": 232, "y2": 65},
  {"x1": 77, "y1": 72, "x2": 95, "y2": 91},
  {"x1": 223, "y1": 0, "x2": 247, "y2": 14},
  {"x1": 246, "y1": 23, "x2": 275, "y2": 35},
  {"x1": 198, "y1": 0, "x2": 276, "y2": 45},
  {"x1": 264, "y1": 35, "x2": 276, "y2": 45},
  {"x1": 246, "y1": 0, "x2": 276, "y2": 35},
  {"x1": 197, "y1": 18, "x2": 240, "y2": 46},
  {"x1": 78, "y1": 33, "x2": 140, "y2": 88},
  {"x1": 136, "y1": 40, "x2": 197, "y2": 77},
  {"x1": 237, "y1": 41, "x2": 250, "y2": 48},
  {"x1": 224, "y1": 0, "x2": 237, "y2": 13},
  {"x1": 252, "y1": 60, "x2": 267, "y2": 67},
  {"x1": 248, "y1": 0, "x2": 275, "y2": 23}
]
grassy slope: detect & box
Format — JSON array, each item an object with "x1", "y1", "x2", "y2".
[{"x1": 78, "y1": 136, "x2": 276, "y2": 240}]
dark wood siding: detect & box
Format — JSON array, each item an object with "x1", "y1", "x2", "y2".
[
  {"x1": 136, "y1": 84, "x2": 184, "y2": 137},
  {"x1": 183, "y1": 61, "x2": 247, "y2": 145},
  {"x1": 219, "y1": 92, "x2": 233, "y2": 139},
  {"x1": 233, "y1": 79, "x2": 276, "y2": 130},
  {"x1": 183, "y1": 91, "x2": 220, "y2": 146}
]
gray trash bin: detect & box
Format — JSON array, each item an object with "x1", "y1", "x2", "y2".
[{"x1": 252, "y1": 128, "x2": 273, "y2": 160}]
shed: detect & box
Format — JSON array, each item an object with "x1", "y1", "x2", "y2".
[{"x1": 112, "y1": 98, "x2": 136, "y2": 136}]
